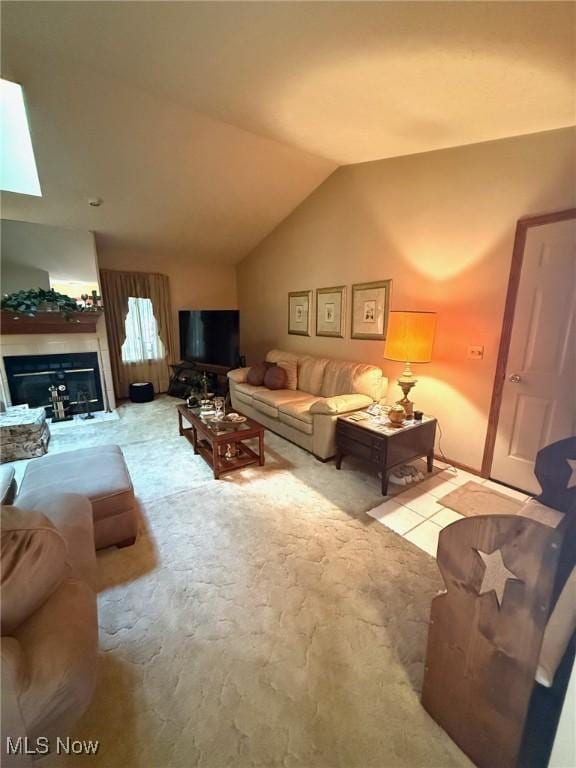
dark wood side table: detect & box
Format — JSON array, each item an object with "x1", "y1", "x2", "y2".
[{"x1": 335, "y1": 414, "x2": 437, "y2": 495}]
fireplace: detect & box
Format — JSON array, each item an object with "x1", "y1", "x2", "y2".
[{"x1": 4, "y1": 352, "x2": 104, "y2": 418}]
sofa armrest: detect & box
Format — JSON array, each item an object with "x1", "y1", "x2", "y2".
[
  {"x1": 228, "y1": 367, "x2": 251, "y2": 384},
  {"x1": 1, "y1": 507, "x2": 68, "y2": 635},
  {"x1": 15, "y1": 493, "x2": 97, "y2": 589},
  {"x1": 1, "y1": 637, "x2": 32, "y2": 766},
  {"x1": 310, "y1": 394, "x2": 373, "y2": 415},
  {"x1": 0, "y1": 466, "x2": 17, "y2": 505}
]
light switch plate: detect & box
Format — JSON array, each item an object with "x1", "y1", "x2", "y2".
[{"x1": 467, "y1": 345, "x2": 484, "y2": 360}]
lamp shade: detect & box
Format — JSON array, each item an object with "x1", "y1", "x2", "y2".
[{"x1": 384, "y1": 311, "x2": 436, "y2": 363}]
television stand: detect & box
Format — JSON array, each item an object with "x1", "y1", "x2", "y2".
[{"x1": 168, "y1": 361, "x2": 236, "y2": 401}]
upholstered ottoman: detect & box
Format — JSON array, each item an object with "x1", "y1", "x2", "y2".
[
  {"x1": 18, "y1": 445, "x2": 137, "y2": 550},
  {"x1": 129, "y1": 381, "x2": 154, "y2": 403},
  {"x1": 0, "y1": 407, "x2": 50, "y2": 463}
]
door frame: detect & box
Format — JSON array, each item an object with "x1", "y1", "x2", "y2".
[{"x1": 481, "y1": 207, "x2": 576, "y2": 478}]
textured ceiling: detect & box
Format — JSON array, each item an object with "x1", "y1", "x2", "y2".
[{"x1": 1, "y1": 1, "x2": 574, "y2": 264}]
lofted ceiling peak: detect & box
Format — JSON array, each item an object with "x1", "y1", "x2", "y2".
[{"x1": 1, "y1": 1, "x2": 573, "y2": 264}]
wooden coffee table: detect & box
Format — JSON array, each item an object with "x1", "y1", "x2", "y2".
[{"x1": 177, "y1": 404, "x2": 265, "y2": 479}]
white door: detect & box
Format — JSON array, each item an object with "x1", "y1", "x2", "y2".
[{"x1": 491, "y1": 218, "x2": 576, "y2": 494}]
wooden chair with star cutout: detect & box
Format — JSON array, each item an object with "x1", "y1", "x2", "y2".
[{"x1": 421, "y1": 437, "x2": 576, "y2": 768}]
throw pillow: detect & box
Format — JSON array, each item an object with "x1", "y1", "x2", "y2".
[
  {"x1": 277, "y1": 360, "x2": 298, "y2": 390},
  {"x1": 298, "y1": 356, "x2": 329, "y2": 396},
  {"x1": 246, "y1": 362, "x2": 271, "y2": 387},
  {"x1": 264, "y1": 365, "x2": 287, "y2": 390}
]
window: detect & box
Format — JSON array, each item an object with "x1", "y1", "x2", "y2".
[
  {"x1": 0, "y1": 79, "x2": 41, "y2": 196},
  {"x1": 121, "y1": 297, "x2": 165, "y2": 363}
]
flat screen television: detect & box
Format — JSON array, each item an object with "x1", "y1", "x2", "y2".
[{"x1": 179, "y1": 310, "x2": 240, "y2": 368}]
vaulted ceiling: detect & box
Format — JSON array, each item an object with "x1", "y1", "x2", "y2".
[{"x1": 2, "y1": 2, "x2": 574, "y2": 265}]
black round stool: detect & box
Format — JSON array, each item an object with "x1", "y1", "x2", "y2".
[{"x1": 129, "y1": 381, "x2": 155, "y2": 403}]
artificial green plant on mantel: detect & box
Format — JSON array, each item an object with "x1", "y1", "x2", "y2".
[{"x1": 1, "y1": 288, "x2": 80, "y2": 319}]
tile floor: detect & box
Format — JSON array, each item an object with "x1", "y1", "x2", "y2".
[{"x1": 367, "y1": 461, "x2": 531, "y2": 557}]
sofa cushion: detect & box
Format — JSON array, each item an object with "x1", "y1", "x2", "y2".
[
  {"x1": 252, "y1": 389, "x2": 311, "y2": 408},
  {"x1": 16, "y1": 492, "x2": 97, "y2": 589},
  {"x1": 278, "y1": 412, "x2": 314, "y2": 435},
  {"x1": 299, "y1": 357, "x2": 329, "y2": 396},
  {"x1": 235, "y1": 390, "x2": 259, "y2": 410},
  {"x1": 278, "y1": 398, "x2": 320, "y2": 424},
  {"x1": 252, "y1": 389, "x2": 311, "y2": 419},
  {"x1": 277, "y1": 360, "x2": 298, "y2": 390},
  {"x1": 310, "y1": 394, "x2": 373, "y2": 414},
  {"x1": 278, "y1": 398, "x2": 321, "y2": 435},
  {"x1": 234, "y1": 382, "x2": 265, "y2": 398},
  {"x1": 252, "y1": 399, "x2": 279, "y2": 420},
  {"x1": 1, "y1": 506, "x2": 68, "y2": 635},
  {"x1": 265, "y1": 349, "x2": 301, "y2": 365},
  {"x1": 264, "y1": 366, "x2": 287, "y2": 390},
  {"x1": 321, "y1": 359, "x2": 385, "y2": 399}
]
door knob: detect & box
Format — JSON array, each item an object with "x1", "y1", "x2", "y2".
[{"x1": 508, "y1": 374, "x2": 522, "y2": 383}]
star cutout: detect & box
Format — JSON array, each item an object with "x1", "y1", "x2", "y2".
[
  {"x1": 478, "y1": 549, "x2": 521, "y2": 607},
  {"x1": 567, "y1": 459, "x2": 576, "y2": 490}
]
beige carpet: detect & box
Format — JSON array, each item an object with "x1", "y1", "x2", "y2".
[
  {"x1": 440, "y1": 480, "x2": 524, "y2": 518},
  {"x1": 25, "y1": 397, "x2": 471, "y2": 768}
]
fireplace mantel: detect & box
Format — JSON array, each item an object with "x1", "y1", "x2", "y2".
[{"x1": 0, "y1": 310, "x2": 103, "y2": 335}]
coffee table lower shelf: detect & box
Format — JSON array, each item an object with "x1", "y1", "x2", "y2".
[
  {"x1": 177, "y1": 404, "x2": 265, "y2": 479},
  {"x1": 194, "y1": 436, "x2": 263, "y2": 477}
]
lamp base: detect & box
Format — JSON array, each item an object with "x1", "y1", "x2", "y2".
[{"x1": 396, "y1": 376, "x2": 417, "y2": 417}]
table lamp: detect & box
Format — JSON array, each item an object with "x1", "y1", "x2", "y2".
[{"x1": 384, "y1": 311, "x2": 437, "y2": 416}]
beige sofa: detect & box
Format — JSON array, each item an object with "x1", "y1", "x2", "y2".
[
  {"x1": 1, "y1": 494, "x2": 98, "y2": 766},
  {"x1": 228, "y1": 349, "x2": 387, "y2": 460}
]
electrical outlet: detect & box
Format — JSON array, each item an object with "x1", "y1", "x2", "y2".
[{"x1": 467, "y1": 345, "x2": 484, "y2": 360}]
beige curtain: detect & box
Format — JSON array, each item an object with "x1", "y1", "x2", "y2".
[{"x1": 100, "y1": 269, "x2": 176, "y2": 400}]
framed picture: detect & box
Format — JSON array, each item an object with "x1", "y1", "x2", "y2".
[
  {"x1": 316, "y1": 285, "x2": 346, "y2": 338},
  {"x1": 351, "y1": 280, "x2": 392, "y2": 340},
  {"x1": 288, "y1": 290, "x2": 312, "y2": 336}
]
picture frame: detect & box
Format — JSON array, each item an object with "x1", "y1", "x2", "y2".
[
  {"x1": 288, "y1": 290, "x2": 312, "y2": 336},
  {"x1": 316, "y1": 285, "x2": 346, "y2": 338},
  {"x1": 351, "y1": 280, "x2": 392, "y2": 340}
]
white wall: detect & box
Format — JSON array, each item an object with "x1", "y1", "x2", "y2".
[
  {"x1": 1, "y1": 219, "x2": 99, "y2": 281},
  {"x1": 237, "y1": 127, "x2": 576, "y2": 471},
  {"x1": 1, "y1": 261, "x2": 50, "y2": 293}
]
